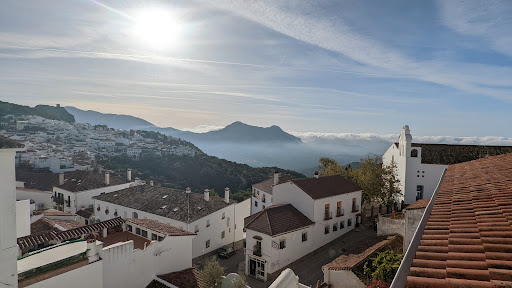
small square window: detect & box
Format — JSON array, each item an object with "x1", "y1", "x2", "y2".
[
  {"x1": 126, "y1": 224, "x2": 132, "y2": 232},
  {"x1": 302, "y1": 232, "x2": 308, "y2": 242},
  {"x1": 255, "y1": 201, "x2": 258, "y2": 207},
  {"x1": 279, "y1": 239, "x2": 286, "y2": 249},
  {"x1": 206, "y1": 240, "x2": 210, "y2": 248},
  {"x1": 136, "y1": 227, "x2": 141, "y2": 235},
  {"x1": 222, "y1": 212, "x2": 225, "y2": 219},
  {"x1": 333, "y1": 223, "x2": 338, "y2": 231},
  {"x1": 152, "y1": 233, "x2": 158, "y2": 240},
  {"x1": 325, "y1": 226, "x2": 330, "y2": 234},
  {"x1": 141, "y1": 230, "x2": 148, "y2": 238},
  {"x1": 348, "y1": 219, "x2": 352, "y2": 226},
  {"x1": 340, "y1": 221, "x2": 345, "y2": 229},
  {"x1": 221, "y1": 231, "x2": 225, "y2": 239},
  {"x1": 206, "y1": 219, "x2": 210, "y2": 228}
]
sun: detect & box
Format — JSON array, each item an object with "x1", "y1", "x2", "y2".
[{"x1": 132, "y1": 8, "x2": 184, "y2": 50}]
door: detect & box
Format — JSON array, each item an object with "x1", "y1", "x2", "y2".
[{"x1": 249, "y1": 259, "x2": 256, "y2": 276}]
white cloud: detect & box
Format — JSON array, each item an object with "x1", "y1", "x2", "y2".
[{"x1": 181, "y1": 125, "x2": 225, "y2": 133}]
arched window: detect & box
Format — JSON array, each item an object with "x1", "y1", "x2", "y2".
[
  {"x1": 411, "y1": 149, "x2": 418, "y2": 157},
  {"x1": 132, "y1": 212, "x2": 138, "y2": 219}
]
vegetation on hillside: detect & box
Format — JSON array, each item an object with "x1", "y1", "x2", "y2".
[
  {"x1": 100, "y1": 154, "x2": 305, "y2": 199},
  {"x1": 0, "y1": 101, "x2": 75, "y2": 123},
  {"x1": 318, "y1": 156, "x2": 401, "y2": 205}
]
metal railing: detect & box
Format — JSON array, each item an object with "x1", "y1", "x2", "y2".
[
  {"x1": 324, "y1": 211, "x2": 333, "y2": 220},
  {"x1": 352, "y1": 205, "x2": 360, "y2": 213},
  {"x1": 336, "y1": 208, "x2": 345, "y2": 217}
]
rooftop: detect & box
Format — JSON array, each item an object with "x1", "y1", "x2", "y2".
[
  {"x1": 253, "y1": 174, "x2": 296, "y2": 194},
  {"x1": 17, "y1": 240, "x2": 87, "y2": 274},
  {"x1": 0, "y1": 135, "x2": 24, "y2": 148},
  {"x1": 244, "y1": 204, "x2": 314, "y2": 236},
  {"x1": 56, "y1": 170, "x2": 127, "y2": 192},
  {"x1": 126, "y1": 218, "x2": 196, "y2": 237},
  {"x1": 33, "y1": 208, "x2": 75, "y2": 217},
  {"x1": 99, "y1": 231, "x2": 151, "y2": 250},
  {"x1": 146, "y1": 268, "x2": 206, "y2": 288},
  {"x1": 406, "y1": 199, "x2": 430, "y2": 210},
  {"x1": 76, "y1": 208, "x2": 94, "y2": 219},
  {"x1": 31, "y1": 218, "x2": 84, "y2": 234},
  {"x1": 94, "y1": 186, "x2": 236, "y2": 224},
  {"x1": 291, "y1": 175, "x2": 361, "y2": 200},
  {"x1": 401, "y1": 153, "x2": 512, "y2": 288}
]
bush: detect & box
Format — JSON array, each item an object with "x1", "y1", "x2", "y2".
[{"x1": 363, "y1": 250, "x2": 403, "y2": 283}]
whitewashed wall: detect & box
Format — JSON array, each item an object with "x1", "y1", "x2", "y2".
[
  {"x1": 26, "y1": 259, "x2": 103, "y2": 288},
  {"x1": 16, "y1": 187, "x2": 53, "y2": 210},
  {"x1": 16, "y1": 199, "x2": 31, "y2": 238},
  {"x1": 322, "y1": 269, "x2": 366, "y2": 288}
]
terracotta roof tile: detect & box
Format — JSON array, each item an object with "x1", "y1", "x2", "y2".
[
  {"x1": 406, "y1": 153, "x2": 512, "y2": 288},
  {"x1": 252, "y1": 174, "x2": 296, "y2": 194},
  {"x1": 291, "y1": 175, "x2": 361, "y2": 200},
  {"x1": 407, "y1": 199, "x2": 430, "y2": 210},
  {"x1": 244, "y1": 204, "x2": 314, "y2": 236}
]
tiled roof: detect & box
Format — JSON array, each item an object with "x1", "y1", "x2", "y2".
[
  {"x1": 76, "y1": 208, "x2": 94, "y2": 219},
  {"x1": 94, "y1": 186, "x2": 236, "y2": 224},
  {"x1": 405, "y1": 153, "x2": 512, "y2": 288},
  {"x1": 126, "y1": 218, "x2": 196, "y2": 237},
  {"x1": 18, "y1": 217, "x2": 125, "y2": 250},
  {"x1": 253, "y1": 174, "x2": 296, "y2": 194},
  {"x1": 16, "y1": 170, "x2": 59, "y2": 191},
  {"x1": 406, "y1": 199, "x2": 430, "y2": 210},
  {"x1": 324, "y1": 235, "x2": 402, "y2": 271},
  {"x1": 0, "y1": 135, "x2": 24, "y2": 148},
  {"x1": 244, "y1": 204, "x2": 314, "y2": 236},
  {"x1": 291, "y1": 175, "x2": 361, "y2": 200},
  {"x1": 31, "y1": 218, "x2": 84, "y2": 234},
  {"x1": 33, "y1": 209, "x2": 75, "y2": 217},
  {"x1": 146, "y1": 268, "x2": 206, "y2": 288},
  {"x1": 99, "y1": 231, "x2": 151, "y2": 250},
  {"x1": 56, "y1": 170, "x2": 127, "y2": 192},
  {"x1": 408, "y1": 143, "x2": 512, "y2": 165}
]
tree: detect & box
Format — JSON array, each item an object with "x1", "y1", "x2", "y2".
[
  {"x1": 231, "y1": 273, "x2": 248, "y2": 288},
  {"x1": 199, "y1": 258, "x2": 224, "y2": 288},
  {"x1": 363, "y1": 250, "x2": 403, "y2": 283},
  {"x1": 208, "y1": 189, "x2": 220, "y2": 197}
]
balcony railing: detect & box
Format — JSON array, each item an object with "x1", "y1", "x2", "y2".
[
  {"x1": 352, "y1": 205, "x2": 360, "y2": 213},
  {"x1": 324, "y1": 211, "x2": 333, "y2": 220},
  {"x1": 253, "y1": 245, "x2": 262, "y2": 257},
  {"x1": 336, "y1": 208, "x2": 345, "y2": 217}
]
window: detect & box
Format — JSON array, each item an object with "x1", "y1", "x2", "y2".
[
  {"x1": 262, "y1": 205, "x2": 266, "y2": 209},
  {"x1": 333, "y1": 223, "x2": 338, "y2": 231},
  {"x1": 254, "y1": 200, "x2": 258, "y2": 207},
  {"x1": 132, "y1": 212, "x2": 138, "y2": 219},
  {"x1": 222, "y1": 212, "x2": 225, "y2": 219},
  {"x1": 279, "y1": 239, "x2": 286, "y2": 249},
  {"x1": 136, "y1": 227, "x2": 141, "y2": 235},
  {"x1": 206, "y1": 240, "x2": 210, "y2": 248},
  {"x1": 336, "y1": 201, "x2": 342, "y2": 216},
  {"x1": 302, "y1": 232, "x2": 308, "y2": 242},
  {"x1": 195, "y1": 225, "x2": 199, "y2": 233},
  {"x1": 416, "y1": 185, "x2": 424, "y2": 201},
  {"x1": 221, "y1": 231, "x2": 225, "y2": 239},
  {"x1": 348, "y1": 219, "x2": 352, "y2": 226},
  {"x1": 411, "y1": 149, "x2": 418, "y2": 157},
  {"x1": 206, "y1": 219, "x2": 210, "y2": 228},
  {"x1": 324, "y1": 204, "x2": 331, "y2": 220},
  {"x1": 325, "y1": 225, "x2": 330, "y2": 234},
  {"x1": 340, "y1": 221, "x2": 345, "y2": 229},
  {"x1": 262, "y1": 194, "x2": 266, "y2": 203},
  {"x1": 85, "y1": 219, "x2": 89, "y2": 225},
  {"x1": 126, "y1": 224, "x2": 132, "y2": 232},
  {"x1": 67, "y1": 195, "x2": 71, "y2": 207},
  {"x1": 152, "y1": 233, "x2": 158, "y2": 240},
  {"x1": 158, "y1": 236, "x2": 164, "y2": 241},
  {"x1": 141, "y1": 230, "x2": 147, "y2": 238}
]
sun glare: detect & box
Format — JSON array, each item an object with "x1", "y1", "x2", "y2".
[{"x1": 132, "y1": 8, "x2": 183, "y2": 50}]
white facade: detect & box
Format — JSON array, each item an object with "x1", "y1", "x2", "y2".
[
  {"x1": 0, "y1": 148, "x2": 23, "y2": 287},
  {"x1": 251, "y1": 186, "x2": 272, "y2": 214},
  {"x1": 382, "y1": 126, "x2": 447, "y2": 205},
  {"x1": 25, "y1": 258, "x2": 104, "y2": 288},
  {"x1": 94, "y1": 197, "x2": 250, "y2": 259},
  {"x1": 16, "y1": 187, "x2": 53, "y2": 211},
  {"x1": 16, "y1": 199, "x2": 31, "y2": 238}
]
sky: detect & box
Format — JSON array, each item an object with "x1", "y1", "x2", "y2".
[{"x1": 1, "y1": 0, "x2": 511, "y2": 138}]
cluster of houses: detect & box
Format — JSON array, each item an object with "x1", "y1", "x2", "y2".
[
  {"x1": 2, "y1": 125, "x2": 512, "y2": 288},
  {"x1": 0, "y1": 114, "x2": 199, "y2": 173}
]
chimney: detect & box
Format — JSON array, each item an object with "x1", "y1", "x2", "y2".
[
  {"x1": 150, "y1": 180, "x2": 154, "y2": 186},
  {"x1": 314, "y1": 171, "x2": 319, "y2": 179},
  {"x1": 224, "y1": 187, "x2": 230, "y2": 203},
  {"x1": 185, "y1": 187, "x2": 191, "y2": 194},
  {"x1": 105, "y1": 172, "x2": 110, "y2": 186},
  {"x1": 273, "y1": 170, "x2": 279, "y2": 185},
  {"x1": 127, "y1": 168, "x2": 132, "y2": 182},
  {"x1": 59, "y1": 173, "x2": 65, "y2": 185},
  {"x1": 204, "y1": 189, "x2": 210, "y2": 201}
]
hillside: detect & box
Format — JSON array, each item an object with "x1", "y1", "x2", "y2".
[
  {"x1": 65, "y1": 106, "x2": 159, "y2": 130},
  {"x1": 0, "y1": 101, "x2": 75, "y2": 123}
]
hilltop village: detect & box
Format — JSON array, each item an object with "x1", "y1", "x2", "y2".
[{"x1": 2, "y1": 124, "x2": 512, "y2": 288}]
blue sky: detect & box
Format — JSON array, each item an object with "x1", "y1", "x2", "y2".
[{"x1": 0, "y1": 0, "x2": 511, "y2": 137}]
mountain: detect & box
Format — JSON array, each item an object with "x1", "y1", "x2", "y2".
[
  {"x1": 0, "y1": 101, "x2": 75, "y2": 123},
  {"x1": 65, "y1": 106, "x2": 161, "y2": 131}
]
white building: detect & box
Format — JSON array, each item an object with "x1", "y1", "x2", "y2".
[
  {"x1": 251, "y1": 171, "x2": 295, "y2": 215},
  {"x1": 382, "y1": 125, "x2": 512, "y2": 205},
  {"x1": 93, "y1": 185, "x2": 250, "y2": 259},
  {"x1": 244, "y1": 175, "x2": 362, "y2": 281},
  {"x1": 53, "y1": 170, "x2": 134, "y2": 214}
]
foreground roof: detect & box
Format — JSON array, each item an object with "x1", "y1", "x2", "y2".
[
  {"x1": 0, "y1": 135, "x2": 24, "y2": 148},
  {"x1": 56, "y1": 170, "x2": 127, "y2": 192},
  {"x1": 253, "y1": 174, "x2": 296, "y2": 194},
  {"x1": 404, "y1": 153, "x2": 512, "y2": 288},
  {"x1": 146, "y1": 268, "x2": 206, "y2": 288},
  {"x1": 126, "y1": 218, "x2": 196, "y2": 236},
  {"x1": 31, "y1": 218, "x2": 85, "y2": 234},
  {"x1": 244, "y1": 204, "x2": 314, "y2": 236},
  {"x1": 406, "y1": 199, "x2": 430, "y2": 210},
  {"x1": 291, "y1": 175, "x2": 361, "y2": 200},
  {"x1": 94, "y1": 186, "x2": 236, "y2": 224},
  {"x1": 16, "y1": 170, "x2": 59, "y2": 191}
]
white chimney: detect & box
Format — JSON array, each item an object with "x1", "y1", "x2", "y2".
[
  {"x1": 86, "y1": 239, "x2": 99, "y2": 263},
  {"x1": 273, "y1": 171, "x2": 279, "y2": 185},
  {"x1": 204, "y1": 189, "x2": 210, "y2": 201},
  {"x1": 314, "y1": 171, "x2": 319, "y2": 179},
  {"x1": 127, "y1": 169, "x2": 132, "y2": 182},
  {"x1": 150, "y1": 180, "x2": 154, "y2": 186},
  {"x1": 105, "y1": 172, "x2": 110, "y2": 186},
  {"x1": 59, "y1": 173, "x2": 64, "y2": 185},
  {"x1": 224, "y1": 187, "x2": 230, "y2": 203},
  {"x1": 186, "y1": 187, "x2": 191, "y2": 194}
]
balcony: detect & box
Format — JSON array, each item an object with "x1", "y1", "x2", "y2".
[
  {"x1": 324, "y1": 211, "x2": 333, "y2": 220},
  {"x1": 253, "y1": 244, "x2": 262, "y2": 257},
  {"x1": 336, "y1": 208, "x2": 344, "y2": 217},
  {"x1": 53, "y1": 197, "x2": 64, "y2": 205},
  {"x1": 352, "y1": 205, "x2": 360, "y2": 213}
]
